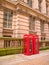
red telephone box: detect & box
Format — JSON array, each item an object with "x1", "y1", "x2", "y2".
[
  {"x1": 23, "y1": 34, "x2": 33, "y2": 55},
  {"x1": 33, "y1": 35, "x2": 39, "y2": 54},
  {"x1": 23, "y1": 34, "x2": 40, "y2": 55}
]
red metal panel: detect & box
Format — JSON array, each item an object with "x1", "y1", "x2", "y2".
[
  {"x1": 23, "y1": 34, "x2": 40, "y2": 55},
  {"x1": 33, "y1": 35, "x2": 39, "y2": 54}
]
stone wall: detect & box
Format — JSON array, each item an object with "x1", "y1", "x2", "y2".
[{"x1": 13, "y1": 13, "x2": 29, "y2": 38}]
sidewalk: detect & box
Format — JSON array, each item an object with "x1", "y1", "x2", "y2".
[{"x1": 0, "y1": 50, "x2": 49, "y2": 65}]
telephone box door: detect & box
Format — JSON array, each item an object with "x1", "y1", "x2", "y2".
[
  {"x1": 33, "y1": 35, "x2": 39, "y2": 54},
  {"x1": 23, "y1": 34, "x2": 33, "y2": 55}
]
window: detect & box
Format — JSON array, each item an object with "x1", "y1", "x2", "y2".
[
  {"x1": 27, "y1": 0, "x2": 32, "y2": 7},
  {"x1": 3, "y1": 10, "x2": 13, "y2": 28},
  {"x1": 38, "y1": 0, "x2": 42, "y2": 12},
  {"x1": 40, "y1": 20, "x2": 44, "y2": 33},
  {"x1": 29, "y1": 16, "x2": 35, "y2": 33},
  {"x1": 41, "y1": 37, "x2": 45, "y2": 40},
  {"x1": 46, "y1": 3, "x2": 48, "y2": 15}
]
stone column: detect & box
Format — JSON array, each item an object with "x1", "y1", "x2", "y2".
[
  {"x1": 48, "y1": 24, "x2": 49, "y2": 40},
  {"x1": 0, "y1": 8, "x2": 4, "y2": 48},
  {"x1": 47, "y1": 4, "x2": 49, "y2": 16},
  {"x1": 41, "y1": 0, "x2": 46, "y2": 14},
  {"x1": 12, "y1": 12, "x2": 17, "y2": 38},
  {"x1": 42, "y1": 43, "x2": 46, "y2": 47},
  {"x1": 33, "y1": 0, "x2": 39, "y2": 10},
  {"x1": 35, "y1": 18, "x2": 41, "y2": 41},
  {"x1": 0, "y1": 40, "x2": 4, "y2": 48},
  {"x1": 0, "y1": 9, "x2": 3, "y2": 37}
]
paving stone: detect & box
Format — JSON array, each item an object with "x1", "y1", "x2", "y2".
[{"x1": 0, "y1": 50, "x2": 49, "y2": 65}]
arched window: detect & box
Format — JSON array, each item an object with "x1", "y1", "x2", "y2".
[{"x1": 27, "y1": 0, "x2": 32, "y2": 7}]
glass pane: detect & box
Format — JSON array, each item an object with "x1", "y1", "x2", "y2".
[
  {"x1": 8, "y1": 22, "x2": 12, "y2": 28},
  {"x1": 27, "y1": 0, "x2": 32, "y2": 7},
  {"x1": 36, "y1": 39, "x2": 38, "y2": 51},
  {"x1": 30, "y1": 38, "x2": 32, "y2": 52},
  {"x1": 8, "y1": 17, "x2": 12, "y2": 21},
  {"x1": 3, "y1": 21, "x2": 7, "y2": 27},
  {"x1": 40, "y1": 21, "x2": 44, "y2": 32},
  {"x1": 3, "y1": 10, "x2": 13, "y2": 28},
  {"x1": 29, "y1": 16, "x2": 35, "y2": 31}
]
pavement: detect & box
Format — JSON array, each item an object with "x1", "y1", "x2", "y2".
[{"x1": 0, "y1": 50, "x2": 49, "y2": 65}]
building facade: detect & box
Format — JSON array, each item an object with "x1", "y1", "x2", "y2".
[{"x1": 0, "y1": 0, "x2": 49, "y2": 48}]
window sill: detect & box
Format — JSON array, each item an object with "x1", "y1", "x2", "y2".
[{"x1": 3, "y1": 28, "x2": 13, "y2": 30}]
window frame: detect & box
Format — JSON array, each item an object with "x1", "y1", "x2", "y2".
[
  {"x1": 27, "y1": 0, "x2": 32, "y2": 7},
  {"x1": 3, "y1": 10, "x2": 13, "y2": 29},
  {"x1": 29, "y1": 16, "x2": 35, "y2": 33},
  {"x1": 38, "y1": 0, "x2": 42, "y2": 12},
  {"x1": 40, "y1": 20, "x2": 44, "y2": 33}
]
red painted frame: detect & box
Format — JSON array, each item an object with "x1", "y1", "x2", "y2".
[
  {"x1": 33, "y1": 35, "x2": 39, "y2": 54},
  {"x1": 23, "y1": 34, "x2": 40, "y2": 55}
]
